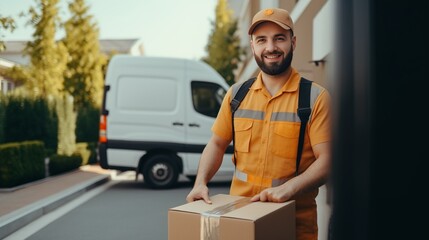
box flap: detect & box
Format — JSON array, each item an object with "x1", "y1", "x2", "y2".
[
  {"x1": 169, "y1": 194, "x2": 245, "y2": 214},
  {"x1": 223, "y1": 200, "x2": 295, "y2": 221}
]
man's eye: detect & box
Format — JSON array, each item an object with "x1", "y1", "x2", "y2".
[{"x1": 256, "y1": 39, "x2": 265, "y2": 44}]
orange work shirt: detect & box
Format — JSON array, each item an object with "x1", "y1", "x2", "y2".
[{"x1": 212, "y1": 68, "x2": 331, "y2": 240}]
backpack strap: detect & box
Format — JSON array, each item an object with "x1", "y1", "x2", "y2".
[
  {"x1": 296, "y1": 77, "x2": 312, "y2": 176},
  {"x1": 230, "y1": 77, "x2": 256, "y2": 164},
  {"x1": 231, "y1": 78, "x2": 256, "y2": 112}
]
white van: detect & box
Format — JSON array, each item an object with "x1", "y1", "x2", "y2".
[{"x1": 98, "y1": 55, "x2": 234, "y2": 188}]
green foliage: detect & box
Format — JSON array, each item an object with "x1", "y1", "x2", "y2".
[
  {"x1": 0, "y1": 141, "x2": 45, "y2": 188},
  {"x1": 86, "y1": 142, "x2": 98, "y2": 164},
  {"x1": 75, "y1": 142, "x2": 97, "y2": 165},
  {"x1": 3, "y1": 95, "x2": 58, "y2": 149},
  {"x1": 6, "y1": 0, "x2": 106, "y2": 102},
  {"x1": 0, "y1": 96, "x2": 6, "y2": 143},
  {"x1": 23, "y1": 0, "x2": 68, "y2": 96},
  {"x1": 75, "y1": 142, "x2": 90, "y2": 165},
  {"x1": 49, "y1": 153, "x2": 82, "y2": 176},
  {"x1": 0, "y1": 15, "x2": 16, "y2": 52},
  {"x1": 2, "y1": 65, "x2": 31, "y2": 88},
  {"x1": 55, "y1": 94, "x2": 76, "y2": 156},
  {"x1": 203, "y1": 0, "x2": 245, "y2": 86},
  {"x1": 76, "y1": 104, "x2": 100, "y2": 143},
  {"x1": 62, "y1": 0, "x2": 106, "y2": 108}
]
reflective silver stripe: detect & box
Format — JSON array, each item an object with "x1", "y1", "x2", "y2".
[
  {"x1": 234, "y1": 109, "x2": 264, "y2": 120},
  {"x1": 310, "y1": 84, "x2": 322, "y2": 109},
  {"x1": 231, "y1": 80, "x2": 325, "y2": 124},
  {"x1": 235, "y1": 169, "x2": 248, "y2": 182},
  {"x1": 271, "y1": 112, "x2": 299, "y2": 122},
  {"x1": 234, "y1": 169, "x2": 291, "y2": 187},
  {"x1": 235, "y1": 110, "x2": 301, "y2": 122},
  {"x1": 309, "y1": 84, "x2": 323, "y2": 123}
]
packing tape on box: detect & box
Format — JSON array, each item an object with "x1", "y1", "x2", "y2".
[{"x1": 200, "y1": 197, "x2": 251, "y2": 240}]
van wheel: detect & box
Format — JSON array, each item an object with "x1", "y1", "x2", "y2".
[{"x1": 142, "y1": 155, "x2": 179, "y2": 189}]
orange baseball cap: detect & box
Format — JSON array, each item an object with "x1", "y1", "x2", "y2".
[{"x1": 248, "y1": 8, "x2": 294, "y2": 35}]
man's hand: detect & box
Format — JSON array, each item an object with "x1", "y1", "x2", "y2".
[
  {"x1": 186, "y1": 184, "x2": 212, "y2": 204},
  {"x1": 251, "y1": 183, "x2": 296, "y2": 203}
]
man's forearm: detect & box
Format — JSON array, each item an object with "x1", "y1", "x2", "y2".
[
  {"x1": 291, "y1": 142, "x2": 331, "y2": 195},
  {"x1": 194, "y1": 146, "x2": 223, "y2": 185},
  {"x1": 194, "y1": 137, "x2": 228, "y2": 186}
]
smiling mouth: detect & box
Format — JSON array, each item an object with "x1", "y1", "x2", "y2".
[
  {"x1": 265, "y1": 54, "x2": 281, "y2": 59},
  {"x1": 264, "y1": 52, "x2": 283, "y2": 62}
]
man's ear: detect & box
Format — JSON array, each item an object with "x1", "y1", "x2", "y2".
[
  {"x1": 292, "y1": 36, "x2": 297, "y2": 51},
  {"x1": 250, "y1": 39, "x2": 255, "y2": 54}
]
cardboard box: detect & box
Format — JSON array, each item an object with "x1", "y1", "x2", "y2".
[{"x1": 168, "y1": 194, "x2": 295, "y2": 240}]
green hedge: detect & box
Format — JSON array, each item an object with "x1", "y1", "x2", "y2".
[
  {"x1": 76, "y1": 105, "x2": 100, "y2": 143},
  {"x1": 87, "y1": 142, "x2": 98, "y2": 164},
  {"x1": 49, "y1": 154, "x2": 82, "y2": 176},
  {"x1": 75, "y1": 142, "x2": 98, "y2": 166},
  {"x1": 2, "y1": 96, "x2": 58, "y2": 149},
  {"x1": 0, "y1": 96, "x2": 6, "y2": 143},
  {"x1": 0, "y1": 96, "x2": 98, "y2": 152},
  {"x1": 0, "y1": 141, "x2": 45, "y2": 188}
]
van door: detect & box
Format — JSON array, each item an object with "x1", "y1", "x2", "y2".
[
  {"x1": 105, "y1": 68, "x2": 186, "y2": 168},
  {"x1": 184, "y1": 79, "x2": 234, "y2": 177}
]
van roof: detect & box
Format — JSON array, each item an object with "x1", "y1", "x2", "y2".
[{"x1": 108, "y1": 55, "x2": 224, "y2": 80}]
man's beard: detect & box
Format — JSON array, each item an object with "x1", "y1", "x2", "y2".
[{"x1": 254, "y1": 49, "x2": 293, "y2": 76}]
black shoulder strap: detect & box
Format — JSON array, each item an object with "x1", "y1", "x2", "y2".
[
  {"x1": 296, "y1": 77, "x2": 312, "y2": 176},
  {"x1": 231, "y1": 77, "x2": 256, "y2": 113},
  {"x1": 230, "y1": 77, "x2": 256, "y2": 164}
]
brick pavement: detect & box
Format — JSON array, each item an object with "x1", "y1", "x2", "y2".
[{"x1": 0, "y1": 164, "x2": 112, "y2": 239}]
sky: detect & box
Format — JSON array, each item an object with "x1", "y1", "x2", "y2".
[{"x1": 0, "y1": 0, "x2": 218, "y2": 60}]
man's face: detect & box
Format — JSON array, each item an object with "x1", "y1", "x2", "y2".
[{"x1": 250, "y1": 22, "x2": 295, "y2": 76}]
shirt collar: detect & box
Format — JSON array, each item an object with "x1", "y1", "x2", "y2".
[{"x1": 251, "y1": 68, "x2": 301, "y2": 93}]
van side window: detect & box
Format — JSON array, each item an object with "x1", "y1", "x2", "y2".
[{"x1": 191, "y1": 81, "x2": 226, "y2": 118}]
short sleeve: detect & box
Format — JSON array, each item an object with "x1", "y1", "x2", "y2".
[{"x1": 211, "y1": 87, "x2": 234, "y2": 141}]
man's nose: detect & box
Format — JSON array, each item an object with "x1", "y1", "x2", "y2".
[{"x1": 265, "y1": 40, "x2": 277, "y2": 52}]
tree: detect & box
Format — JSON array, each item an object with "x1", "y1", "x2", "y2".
[
  {"x1": 62, "y1": 0, "x2": 106, "y2": 108},
  {"x1": 203, "y1": 0, "x2": 245, "y2": 86},
  {"x1": 56, "y1": 93, "x2": 76, "y2": 156},
  {"x1": 0, "y1": 15, "x2": 16, "y2": 52},
  {"x1": 1, "y1": 15, "x2": 26, "y2": 89},
  {"x1": 23, "y1": 0, "x2": 68, "y2": 96}
]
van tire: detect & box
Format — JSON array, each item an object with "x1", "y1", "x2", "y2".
[{"x1": 142, "y1": 154, "x2": 179, "y2": 189}]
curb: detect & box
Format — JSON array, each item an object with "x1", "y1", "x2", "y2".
[{"x1": 0, "y1": 174, "x2": 110, "y2": 239}]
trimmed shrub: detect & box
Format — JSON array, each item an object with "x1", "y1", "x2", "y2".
[
  {"x1": 76, "y1": 104, "x2": 100, "y2": 143},
  {"x1": 0, "y1": 96, "x2": 6, "y2": 143},
  {"x1": 49, "y1": 153, "x2": 82, "y2": 176},
  {"x1": 0, "y1": 141, "x2": 45, "y2": 188},
  {"x1": 75, "y1": 142, "x2": 90, "y2": 165},
  {"x1": 3, "y1": 96, "x2": 58, "y2": 149},
  {"x1": 87, "y1": 142, "x2": 98, "y2": 164},
  {"x1": 74, "y1": 142, "x2": 98, "y2": 165}
]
